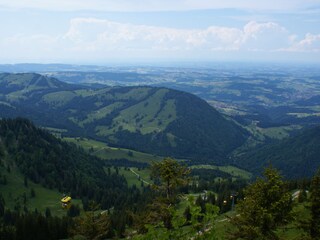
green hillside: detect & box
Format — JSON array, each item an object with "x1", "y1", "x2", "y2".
[
  {"x1": 235, "y1": 126, "x2": 320, "y2": 178},
  {"x1": 0, "y1": 163, "x2": 82, "y2": 217},
  {"x1": 0, "y1": 118, "x2": 134, "y2": 211},
  {"x1": 64, "y1": 137, "x2": 164, "y2": 163},
  {"x1": 0, "y1": 73, "x2": 249, "y2": 164}
]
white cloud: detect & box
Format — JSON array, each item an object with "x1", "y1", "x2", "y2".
[
  {"x1": 290, "y1": 33, "x2": 320, "y2": 52},
  {"x1": 1, "y1": 18, "x2": 319, "y2": 62},
  {"x1": 0, "y1": 0, "x2": 319, "y2": 12},
  {"x1": 62, "y1": 18, "x2": 292, "y2": 52},
  {"x1": 242, "y1": 21, "x2": 290, "y2": 50}
]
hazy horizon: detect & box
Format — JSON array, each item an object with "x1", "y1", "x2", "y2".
[{"x1": 1, "y1": 0, "x2": 320, "y2": 64}]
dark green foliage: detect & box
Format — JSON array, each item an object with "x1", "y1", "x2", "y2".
[
  {"x1": 195, "y1": 195, "x2": 206, "y2": 215},
  {"x1": 164, "y1": 90, "x2": 248, "y2": 162},
  {"x1": 0, "y1": 172, "x2": 7, "y2": 185},
  {"x1": 151, "y1": 157, "x2": 190, "y2": 200},
  {"x1": 0, "y1": 209, "x2": 71, "y2": 240},
  {"x1": 45, "y1": 207, "x2": 51, "y2": 218},
  {"x1": 30, "y1": 188, "x2": 36, "y2": 198},
  {"x1": 236, "y1": 126, "x2": 320, "y2": 178},
  {"x1": 67, "y1": 204, "x2": 80, "y2": 218},
  {"x1": 70, "y1": 211, "x2": 112, "y2": 240},
  {"x1": 0, "y1": 194, "x2": 5, "y2": 217},
  {"x1": 24, "y1": 176, "x2": 28, "y2": 188},
  {"x1": 0, "y1": 118, "x2": 160, "y2": 237},
  {"x1": 229, "y1": 167, "x2": 293, "y2": 240},
  {"x1": 298, "y1": 189, "x2": 308, "y2": 203},
  {"x1": 183, "y1": 206, "x2": 192, "y2": 224},
  {"x1": 0, "y1": 73, "x2": 248, "y2": 163},
  {"x1": 138, "y1": 158, "x2": 191, "y2": 231},
  {"x1": 0, "y1": 118, "x2": 130, "y2": 209},
  {"x1": 190, "y1": 168, "x2": 232, "y2": 180},
  {"x1": 309, "y1": 170, "x2": 320, "y2": 239},
  {"x1": 105, "y1": 159, "x2": 148, "y2": 168}
]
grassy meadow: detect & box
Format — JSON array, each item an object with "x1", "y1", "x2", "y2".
[{"x1": 0, "y1": 165, "x2": 82, "y2": 217}]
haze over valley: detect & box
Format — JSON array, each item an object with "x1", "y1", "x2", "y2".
[{"x1": 1, "y1": 1, "x2": 320, "y2": 239}]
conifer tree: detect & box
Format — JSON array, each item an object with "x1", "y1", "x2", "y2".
[
  {"x1": 0, "y1": 194, "x2": 5, "y2": 217},
  {"x1": 151, "y1": 157, "x2": 190, "y2": 201},
  {"x1": 229, "y1": 167, "x2": 292, "y2": 240},
  {"x1": 145, "y1": 158, "x2": 190, "y2": 230},
  {"x1": 309, "y1": 170, "x2": 320, "y2": 239}
]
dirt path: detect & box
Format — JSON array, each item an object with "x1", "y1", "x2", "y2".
[{"x1": 129, "y1": 168, "x2": 151, "y2": 185}]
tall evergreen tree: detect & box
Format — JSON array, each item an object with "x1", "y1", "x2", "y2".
[
  {"x1": 144, "y1": 158, "x2": 190, "y2": 230},
  {"x1": 309, "y1": 170, "x2": 320, "y2": 239},
  {"x1": 229, "y1": 167, "x2": 292, "y2": 240},
  {"x1": 151, "y1": 157, "x2": 190, "y2": 201},
  {"x1": 0, "y1": 194, "x2": 5, "y2": 217}
]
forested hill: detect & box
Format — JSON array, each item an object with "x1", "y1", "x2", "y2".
[
  {"x1": 0, "y1": 118, "x2": 132, "y2": 209},
  {"x1": 0, "y1": 73, "x2": 249, "y2": 164},
  {"x1": 235, "y1": 125, "x2": 320, "y2": 178}
]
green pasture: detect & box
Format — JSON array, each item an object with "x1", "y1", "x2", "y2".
[
  {"x1": 191, "y1": 164, "x2": 252, "y2": 180},
  {"x1": 0, "y1": 166, "x2": 82, "y2": 217},
  {"x1": 64, "y1": 137, "x2": 163, "y2": 163},
  {"x1": 107, "y1": 167, "x2": 152, "y2": 189}
]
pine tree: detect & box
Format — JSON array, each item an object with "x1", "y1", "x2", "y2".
[
  {"x1": 151, "y1": 157, "x2": 190, "y2": 201},
  {"x1": 309, "y1": 170, "x2": 320, "y2": 239},
  {"x1": 229, "y1": 167, "x2": 293, "y2": 240},
  {"x1": 0, "y1": 193, "x2": 5, "y2": 217},
  {"x1": 144, "y1": 158, "x2": 190, "y2": 230},
  {"x1": 45, "y1": 207, "x2": 51, "y2": 218}
]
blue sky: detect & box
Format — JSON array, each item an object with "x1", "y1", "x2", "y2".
[{"x1": 0, "y1": 0, "x2": 319, "y2": 64}]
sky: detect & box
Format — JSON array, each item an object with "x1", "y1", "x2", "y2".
[{"x1": 0, "y1": 0, "x2": 320, "y2": 64}]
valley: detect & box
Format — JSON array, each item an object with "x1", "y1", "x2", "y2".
[
  {"x1": 4, "y1": 63, "x2": 319, "y2": 128},
  {"x1": 0, "y1": 64, "x2": 319, "y2": 239}
]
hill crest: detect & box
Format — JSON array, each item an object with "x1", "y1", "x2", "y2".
[{"x1": 0, "y1": 73, "x2": 249, "y2": 163}]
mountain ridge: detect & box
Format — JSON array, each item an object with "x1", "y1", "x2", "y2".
[{"x1": 0, "y1": 73, "x2": 249, "y2": 163}]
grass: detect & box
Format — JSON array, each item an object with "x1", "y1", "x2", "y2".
[
  {"x1": 42, "y1": 91, "x2": 76, "y2": 106},
  {"x1": 191, "y1": 164, "x2": 252, "y2": 180},
  {"x1": 95, "y1": 88, "x2": 177, "y2": 136},
  {"x1": 63, "y1": 137, "x2": 164, "y2": 163},
  {"x1": 287, "y1": 112, "x2": 320, "y2": 118},
  {"x1": 213, "y1": 199, "x2": 310, "y2": 240},
  {"x1": 108, "y1": 167, "x2": 153, "y2": 189},
  {"x1": 0, "y1": 166, "x2": 82, "y2": 217},
  {"x1": 257, "y1": 125, "x2": 302, "y2": 140},
  {"x1": 79, "y1": 102, "x2": 124, "y2": 127},
  {"x1": 232, "y1": 123, "x2": 303, "y2": 157}
]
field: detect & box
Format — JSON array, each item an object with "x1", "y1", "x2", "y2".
[
  {"x1": 191, "y1": 164, "x2": 252, "y2": 180},
  {"x1": 64, "y1": 137, "x2": 164, "y2": 163},
  {"x1": 0, "y1": 166, "x2": 82, "y2": 217},
  {"x1": 108, "y1": 167, "x2": 153, "y2": 189}
]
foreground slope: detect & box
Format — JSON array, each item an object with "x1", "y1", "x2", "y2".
[
  {"x1": 235, "y1": 126, "x2": 320, "y2": 178},
  {"x1": 0, "y1": 118, "x2": 129, "y2": 209},
  {"x1": 0, "y1": 73, "x2": 248, "y2": 163}
]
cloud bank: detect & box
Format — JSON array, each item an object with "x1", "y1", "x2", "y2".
[{"x1": 1, "y1": 18, "x2": 319, "y2": 62}]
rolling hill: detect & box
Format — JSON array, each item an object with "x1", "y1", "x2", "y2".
[
  {"x1": 235, "y1": 126, "x2": 320, "y2": 178},
  {"x1": 0, "y1": 73, "x2": 249, "y2": 163}
]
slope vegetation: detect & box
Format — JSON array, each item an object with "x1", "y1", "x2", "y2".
[
  {"x1": 0, "y1": 118, "x2": 130, "y2": 209},
  {"x1": 0, "y1": 73, "x2": 248, "y2": 163},
  {"x1": 236, "y1": 126, "x2": 320, "y2": 178}
]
